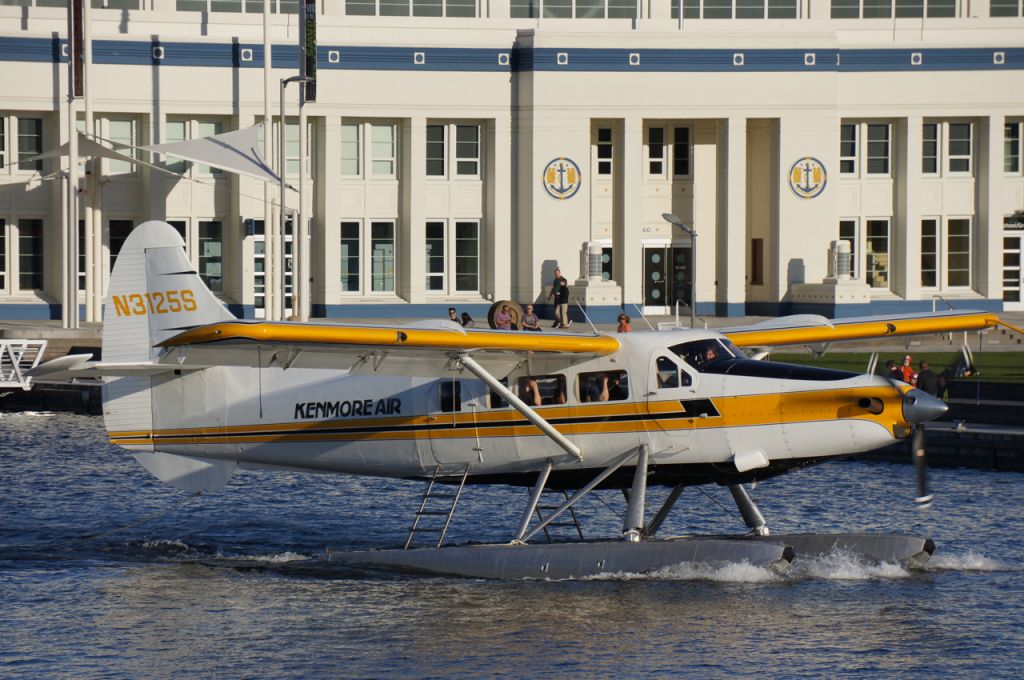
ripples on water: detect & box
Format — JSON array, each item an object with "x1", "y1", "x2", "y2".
[{"x1": 2, "y1": 412, "x2": 1023, "y2": 678}]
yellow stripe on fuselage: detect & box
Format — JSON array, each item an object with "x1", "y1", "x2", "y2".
[{"x1": 108, "y1": 385, "x2": 908, "y2": 446}]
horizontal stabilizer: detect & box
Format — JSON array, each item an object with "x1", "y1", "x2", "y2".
[
  {"x1": 133, "y1": 451, "x2": 237, "y2": 493},
  {"x1": 28, "y1": 354, "x2": 205, "y2": 381}
]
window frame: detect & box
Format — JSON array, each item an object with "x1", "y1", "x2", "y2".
[
  {"x1": 596, "y1": 127, "x2": 613, "y2": 177},
  {"x1": 947, "y1": 121, "x2": 973, "y2": 176},
  {"x1": 866, "y1": 123, "x2": 891, "y2": 176},
  {"x1": 1006, "y1": 120, "x2": 1022, "y2": 175},
  {"x1": 370, "y1": 123, "x2": 397, "y2": 177},
  {"x1": 922, "y1": 122, "x2": 939, "y2": 176},
  {"x1": 864, "y1": 217, "x2": 890, "y2": 290},
  {"x1": 647, "y1": 126, "x2": 666, "y2": 177},
  {"x1": 425, "y1": 123, "x2": 446, "y2": 178},
  {"x1": 198, "y1": 219, "x2": 224, "y2": 293},
  {"x1": 423, "y1": 218, "x2": 481, "y2": 295},
  {"x1": 341, "y1": 121, "x2": 362, "y2": 177},
  {"x1": 672, "y1": 126, "x2": 692, "y2": 179},
  {"x1": 16, "y1": 117, "x2": 44, "y2": 174},
  {"x1": 0, "y1": 116, "x2": 7, "y2": 171},
  {"x1": 454, "y1": 124, "x2": 481, "y2": 177},
  {"x1": 920, "y1": 217, "x2": 939, "y2": 289},
  {"x1": 17, "y1": 218, "x2": 44, "y2": 292},
  {"x1": 840, "y1": 123, "x2": 858, "y2": 176},
  {"x1": 105, "y1": 117, "x2": 137, "y2": 175}
]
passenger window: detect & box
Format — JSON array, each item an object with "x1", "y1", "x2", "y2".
[
  {"x1": 579, "y1": 370, "x2": 629, "y2": 402},
  {"x1": 517, "y1": 375, "x2": 566, "y2": 406},
  {"x1": 439, "y1": 380, "x2": 461, "y2": 413},
  {"x1": 489, "y1": 378, "x2": 510, "y2": 409}
]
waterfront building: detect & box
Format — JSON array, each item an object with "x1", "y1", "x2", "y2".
[{"x1": 0, "y1": 0, "x2": 1022, "y2": 322}]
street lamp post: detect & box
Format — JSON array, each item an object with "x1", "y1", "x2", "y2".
[
  {"x1": 661, "y1": 213, "x2": 697, "y2": 329},
  {"x1": 279, "y1": 75, "x2": 311, "y2": 321}
]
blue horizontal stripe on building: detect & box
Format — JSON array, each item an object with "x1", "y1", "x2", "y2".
[{"x1": 1, "y1": 37, "x2": 1020, "y2": 73}]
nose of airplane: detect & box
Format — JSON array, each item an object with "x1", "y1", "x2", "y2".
[{"x1": 902, "y1": 388, "x2": 948, "y2": 425}]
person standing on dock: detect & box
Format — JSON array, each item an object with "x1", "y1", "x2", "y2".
[{"x1": 916, "y1": 361, "x2": 942, "y2": 397}]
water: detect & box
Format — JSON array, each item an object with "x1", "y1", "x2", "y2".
[{"x1": 2, "y1": 412, "x2": 1023, "y2": 678}]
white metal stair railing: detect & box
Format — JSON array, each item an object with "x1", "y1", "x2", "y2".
[
  {"x1": 532, "y1": 488, "x2": 584, "y2": 543},
  {"x1": 404, "y1": 464, "x2": 471, "y2": 550},
  {"x1": 0, "y1": 340, "x2": 48, "y2": 390}
]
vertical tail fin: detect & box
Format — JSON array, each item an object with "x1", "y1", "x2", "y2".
[{"x1": 102, "y1": 220, "x2": 235, "y2": 447}]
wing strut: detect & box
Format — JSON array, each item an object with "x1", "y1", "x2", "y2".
[{"x1": 458, "y1": 354, "x2": 583, "y2": 462}]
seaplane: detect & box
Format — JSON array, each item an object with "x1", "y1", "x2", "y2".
[{"x1": 30, "y1": 221, "x2": 1024, "y2": 578}]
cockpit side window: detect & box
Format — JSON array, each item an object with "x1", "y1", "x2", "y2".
[
  {"x1": 439, "y1": 379, "x2": 462, "y2": 412},
  {"x1": 669, "y1": 338, "x2": 743, "y2": 373},
  {"x1": 655, "y1": 356, "x2": 690, "y2": 388}
]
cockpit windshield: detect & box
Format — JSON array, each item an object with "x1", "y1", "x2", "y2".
[{"x1": 669, "y1": 337, "x2": 744, "y2": 373}]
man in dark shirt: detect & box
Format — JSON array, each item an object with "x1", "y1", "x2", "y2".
[
  {"x1": 547, "y1": 268, "x2": 570, "y2": 329},
  {"x1": 916, "y1": 360, "x2": 943, "y2": 397}
]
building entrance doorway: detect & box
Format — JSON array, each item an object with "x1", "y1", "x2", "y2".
[{"x1": 642, "y1": 245, "x2": 692, "y2": 315}]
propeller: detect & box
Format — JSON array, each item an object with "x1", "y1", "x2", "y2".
[
  {"x1": 911, "y1": 426, "x2": 932, "y2": 508},
  {"x1": 902, "y1": 388, "x2": 946, "y2": 508}
]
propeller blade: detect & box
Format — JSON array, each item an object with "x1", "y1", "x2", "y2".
[{"x1": 912, "y1": 426, "x2": 932, "y2": 508}]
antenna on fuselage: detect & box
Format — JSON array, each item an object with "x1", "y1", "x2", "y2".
[
  {"x1": 574, "y1": 301, "x2": 599, "y2": 335},
  {"x1": 632, "y1": 304, "x2": 655, "y2": 331}
]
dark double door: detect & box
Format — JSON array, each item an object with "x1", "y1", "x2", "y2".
[{"x1": 643, "y1": 246, "x2": 692, "y2": 312}]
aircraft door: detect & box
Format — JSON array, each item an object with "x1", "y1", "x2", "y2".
[
  {"x1": 426, "y1": 377, "x2": 481, "y2": 466},
  {"x1": 646, "y1": 353, "x2": 697, "y2": 454}
]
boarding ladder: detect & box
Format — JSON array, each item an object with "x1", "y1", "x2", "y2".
[
  {"x1": 0, "y1": 340, "x2": 47, "y2": 390},
  {"x1": 404, "y1": 464, "x2": 470, "y2": 549},
  {"x1": 533, "y1": 488, "x2": 584, "y2": 543}
]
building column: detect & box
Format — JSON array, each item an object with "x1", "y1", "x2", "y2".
[
  {"x1": 402, "y1": 116, "x2": 426, "y2": 303},
  {"x1": 616, "y1": 115, "x2": 643, "y2": 307},
  {"x1": 978, "y1": 115, "x2": 1005, "y2": 301},
  {"x1": 488, "y1": 115, "x2": 512, "y2": 301},
  {"x1": 895, "y1": 116, "x2": 922, "y2": 301},
  {"x1": 716, "y1": 116, "x2": 746, "y2": 316},
  {"x1": 318, "y1": 116, "x2": 340, "y2": 314}
]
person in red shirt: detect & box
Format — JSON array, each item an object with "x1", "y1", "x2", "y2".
[{"x1": 899, "y1": 354, "x2": 917, "y2": 386}]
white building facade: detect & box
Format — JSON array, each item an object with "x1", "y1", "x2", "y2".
[{"x1": 1, "y1": 0, "x2": 1022, "y2": 322}]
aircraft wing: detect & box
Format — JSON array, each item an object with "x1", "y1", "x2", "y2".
[
  {"x1": 721, "y1": 309, "x2": 1018, "y2": 348},
  {"x1": 154, "y1": 320, "x2": 621, "y2": 378}
]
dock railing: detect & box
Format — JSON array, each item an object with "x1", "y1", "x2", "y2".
[{"x1": 0, "y1": 340, "x2": 48, "y2": 390}]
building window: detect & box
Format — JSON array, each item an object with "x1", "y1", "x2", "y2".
[
  {"x1": 371, "y1": 124, "x2": 395, "y2": 176},
  {"x1": 921, "y1": 218, "x2": 938, "y2": 288},
  {"x1": 840, "y1": 124, "x2": 857, "y2": 175},
  {"x1": 426, "y1": 124, "x2": 445, "y2": 177},
  {"x1": 990, "y1": 0, "x2": 1021, "y2": 16},
  {"x1": 831, "y1": 0, "x2": 859, "y2": 17},
  {"x1": 455, "y1": 125, "x2": 480, "y2": 176},
  {"x1": 866, "y1": 124, "x2": 890, "y2": 175},
  {"x1": 341, "y1": 122, "x2": 361, "y2": 176},
  {"x1": 1008, "y1": 121, "x2": 1022, "y2": 174},
  {"x1": 164, "y1": 120, "x2": 189, "y2": 174},
  {"x1": 947, "y1": 122, "x2": 972, "y2": 174},
  {"x1": 601, "y1": 246, "x2": 613, "y2": 281},
  {"x1": 107, "y1": 119, "x2": 136, "y2": 175},
  {"x1": 18, "y1": 118, "x2": 43, "y2": 173},
  {"x1": 348, "y1": 0, "x2": 477, "y2": 16},
  {"x1": 18, "y1": 219, "x2": 43, "y2": 291},
  {"x1": 922, "y1": 123, "x2": 939, "y2": 175},
  {"x1": 947, "y1": 218, "x2": 971, "y2": 288},
  {"x1": 927, "y1": 0, "x2": 955, "y2": 16},
  {"x1": 510, "y1": 0, "x2": 540, "y2": 16},
  {"x1": 703, "y1": 0, "x2": 733, "y2": 17},
  {"x1": 425, "y1": 221, "x2": 445, "y2": 291},
  {"x1": 673, "y1": 127, "x2": 691, "y2": 178},
  {"x1": 0, "y1": 118, "x2": 6, "y2": 170},
  {"x1": 424, "y1": 220, "x2": 479, "y2": 294},
  {"x1": 865, "y1": 219, "x2": 889, "y2": 289},
  {"x1": 648, "y1": 127, "x2": 665, "y2": 176},
  {"x1": 198, "y1": 220, "x2": 223, "y2": 292},
  {"x1": 371, "y1": 221, "x2": 396, "y2": 292},
  {"x1": 863, "y1": 0, "x2": 891, "y2": 18},
  {"x1": 596, "y1": 128, "x2": 612, "y2": 176},
  {"x1": 340, "y1": 221, "x2": 360, "y2": 292},
  {"x1": 455, "y1": 221, "x2": 479, "y2": 292},
  {"x1": 165, "y1": 119, "x2": 223, "y2": 176},
  {"x1": 109, "y1": 220, "x2": 134, "y2": 271},
  {"x1": 839, "y1": 219, "x2": 858, "y2": 278}
]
